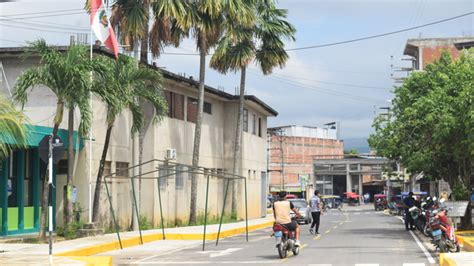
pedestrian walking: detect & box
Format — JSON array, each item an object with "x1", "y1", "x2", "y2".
[{"x1": 309, "y1": 190, "x2": 322, "y2": 235}]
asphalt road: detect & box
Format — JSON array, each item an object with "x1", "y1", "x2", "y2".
[{"x1": 107, "y1": 206, "x2": 437, "y2": 266}]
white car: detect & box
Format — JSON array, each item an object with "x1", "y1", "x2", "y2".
[{"x1": 289, "y1": 199, "x2": 311, "y2": 224}]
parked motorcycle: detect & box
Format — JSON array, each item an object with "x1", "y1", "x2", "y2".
[
  {"x1": 429, "y1": 207, "x2": 460, "y2": 253},
  {"x1": 273, "y1": 222, "x2": 299, "y2": 259}
]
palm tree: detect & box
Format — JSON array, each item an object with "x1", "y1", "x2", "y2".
[
  {"x1": 176, "y1": 0, "x2": 255, "y2": 225},
  {"x1": 91, "y1": 54, "x2": 166, "y2": 224},
  {"x1": 210, "y1": 0, "x2": 295, "y2": 215},
  {"x1": 14, "y1": 39, "x2": 94, "y2": 240},
  {"x1": 0, "y1": 95, "x2": 28, "y2": 160}
]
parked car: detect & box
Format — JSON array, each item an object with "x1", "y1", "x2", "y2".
[{"x1": 289, "y1": 199, "x2": 310, "y2": 224}]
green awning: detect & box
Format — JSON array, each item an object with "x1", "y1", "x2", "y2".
[{"x1": 2, "y1": 124, "x2": 84, "y2": 150}]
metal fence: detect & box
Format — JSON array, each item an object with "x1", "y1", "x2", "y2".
[{"x1": 102, "y1": 159, "x2": 249, "y2": 251}]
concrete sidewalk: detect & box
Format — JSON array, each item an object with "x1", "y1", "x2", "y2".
[{"x1": 0, "y1": 216, "x2": 274, "y2": 265}]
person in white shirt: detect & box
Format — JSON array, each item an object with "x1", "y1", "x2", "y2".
[{"x1": 309, "y1": 190, "x2": 322, "y2": 235}]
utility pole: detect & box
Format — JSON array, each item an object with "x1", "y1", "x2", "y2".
[{"x1": 267, "y1": 128, "x2": 285, "y2": 193}]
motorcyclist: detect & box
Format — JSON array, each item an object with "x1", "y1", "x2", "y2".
[
  {"x1": 273, "y1": 191, "x2": 302, "y2": 247},
  {"x1": 403, "y1": 192, "x2": 416, "y2": 230}
]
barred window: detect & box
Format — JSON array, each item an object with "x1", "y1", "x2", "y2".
[{"x1": 243, "y1": 108, "x2": 248, "y2": 132}]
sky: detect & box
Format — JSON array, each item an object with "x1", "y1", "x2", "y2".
[{"x1": 1, "y1": 0, "x2": 473, "y2": 140}]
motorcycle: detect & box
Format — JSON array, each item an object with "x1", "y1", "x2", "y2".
[
  {"x1": 429, "y1": 207, "x2": 460, "y2": 253},
  {"x1": 409, "y1": 206, "x2": 425, "y2": 231},
  {"x1": 273, "y1": 222, "x2": 299, "y2": 259}
]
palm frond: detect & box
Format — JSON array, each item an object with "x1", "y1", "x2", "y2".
[{"x1": 0, "y1": 95, "x2": 29, "y2": 160}]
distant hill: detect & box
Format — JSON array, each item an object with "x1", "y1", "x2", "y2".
[{"x1": 343, "y1": 138, "x2": 370, "y2": 154}]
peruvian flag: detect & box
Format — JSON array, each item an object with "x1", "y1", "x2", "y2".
[{"x1": 90, "y1": 0, "x2": 119, "y2": 58}]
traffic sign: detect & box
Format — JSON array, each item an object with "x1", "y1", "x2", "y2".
[{"x1": 39, "y1": 135, "x2": 65, "y2": 163}]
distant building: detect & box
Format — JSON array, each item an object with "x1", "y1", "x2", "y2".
[
  {"x1": 268, "y1": 125, "x2": 343, "y2": 198},
  {"x1": 404, "y1": 37, "x2": 474, "y2": 71}
]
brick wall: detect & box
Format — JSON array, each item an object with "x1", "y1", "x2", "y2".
[
  {"x1": 421, "y1": 46, "x2": 461, "y2": 69},
  {"x1": 269, "y1": 135, "x2": 344, "y2": 187}
]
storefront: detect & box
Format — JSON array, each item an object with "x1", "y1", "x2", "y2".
[{"x1": 0, "y1": 125, "x2": 80, "y2": 236}]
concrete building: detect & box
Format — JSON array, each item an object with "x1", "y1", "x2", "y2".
[
  {"x1": 313, "y1": 156, "x2": 389, "y2": 200},
  {"x1": 268, "y1": 125, "x2": 343, "y2": 198},
  {"x1": 0, "y1": 46, "x2": 276, "y2": 236},
  {"x1": 404, "y1": 37, "x2": 474, "y2": 71}
]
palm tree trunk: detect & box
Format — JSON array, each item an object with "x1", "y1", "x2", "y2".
[
  {"x1": 231, "y1": 67, "x2": 246, "y2": 218},
  {"x1": 140, "y1": 0, "x2": 149, "y2": 65},
  {"x1": 92, "y1": 124, "x2": 113, "y2": 223},
  {"x1": 39, "y1": 102, "x2": 63, "y2": 241},
  {"x1": 189, "y1": 39, "x2": 206, "y2": 225},
  {"x1": 65, "y1": 106, "x2": 74, "y2": 226}
]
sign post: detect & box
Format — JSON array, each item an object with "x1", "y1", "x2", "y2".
[{"x1": 39, "y1": 135, "x2": 64, "y2": 265}]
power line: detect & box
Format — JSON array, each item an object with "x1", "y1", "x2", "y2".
[
  {"x1": 286, "y1": 12, "x2": 474, "y2": 51},
  {"x1": 257, "y1": 72, "x2": 387, "y2": 104},
  {"x1": 0, "y1": 9, "x2": 84, "y2": 18},
  {"x1": 2, "y1": 19, "x2": 89, "y2": 32},
  {"x1": 256, "y1": 71, "x2": 391, "y2": 90},
  {"x1": 133, "y1": 12, "x2": 474, "y2": 56},
  {"x1": 0, "y1": 21, "x2": 85, "y2": 34}
]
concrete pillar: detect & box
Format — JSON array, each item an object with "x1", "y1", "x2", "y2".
[
  {"x1": 358, "y1": 174, "x2": 363, "y2": 198},
  {"x1": 346, "y1": 164, "x2": 351, "y2": 192}
]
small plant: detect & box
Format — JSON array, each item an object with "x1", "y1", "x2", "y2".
[
  {"x1": 56, "y1": 220, "x2": 84, "y2": 239},
  {"x1": 451, "y1": 183, "x2": 469, "y2": 200},
  {"x1": 139, "y1": 215, "x2": 153, "y2": 230}
]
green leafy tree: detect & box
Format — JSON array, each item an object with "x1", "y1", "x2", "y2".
[
  {"x1": 369, "y1": 50, "x2": 473, "y2": 229},
  {"x1": 13, "y1": 40, "x2": 95, "y2": 239},
  {"x1": 91, "y1": 55, "x2": 166, "y2": 224},
  {"x1": 210, "y1": 0, "x2": 295, "y2": 215},
  {"x1": 0, "y1": 95, "x2": 28, "y2": 160}
]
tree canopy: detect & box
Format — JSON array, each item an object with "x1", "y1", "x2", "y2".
[{"x1": 369, "y1": 50, "x2": 473, "y2": 199}]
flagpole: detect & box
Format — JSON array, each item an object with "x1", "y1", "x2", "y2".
[{"x1": 88, "y1": 27, "x2": 93, "y2": 224}]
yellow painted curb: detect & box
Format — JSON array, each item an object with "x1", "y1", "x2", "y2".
[
  {"x1": 439, "y1": 253, "x2": 456, "y2": 266},
  {"x1": 56, "y1": 220, "x2": 274, "y2": 257},
  {"x1": 65, "y1": 256, "x2": 112, "y2": 266},
  {"x1": 463, "y1": 238, "x2": 474, "y2": 252}
]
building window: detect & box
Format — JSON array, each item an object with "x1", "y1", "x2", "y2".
[
  {"x1": 252, "y1": 114, "x2": 257, "y2": 135},
  {"x1": 115, "y1": 162, "x2": 129, "y2": 178},
  {"x1": 103, "y1": 161, "x2": 111, "y2": 176},
  {"x1": 243, "y1": 109, "x2": 248, "y2": 132},
  {"x1": 204, "y1": 102, "x2": 212, "y2": 115},
  {"x1": 158, "y1": 164, "x2": 169, "y2": 189},
  {"x1": 176, "y1": 165, "x2": 185, "y2": 189},
  {"x1": 164, "y1": 90, "x2": 184, "y2": 120},
  {"x1": 187, "y1": 97, "x2": 198, "y2": 123},
  {"x1": 258, "y1": 118, "x2": 262, "y2": 137}
]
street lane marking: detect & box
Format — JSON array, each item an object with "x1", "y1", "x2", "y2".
[
  {"x1": 325, "y1": 230, "x2": 331, "y2": 234},
  {"x1": 333, "y1": 225, "x2": 338, "y2": 229},
  {"x1": 313, "y1": 235, "x2": 321, "y2": 240},
  {"x1": 308, "y1": 264, "x2": 332, "y2": 266},
  {"x1": 408, "y1": 230, "x2": 435, "y2": 264},
  {"x1": 354, "y1": 212, "x2": 360, "y2": 215},
  {"x1": 134, "y1": 261, "x2": 281, "y2": 264},
  {"x1": 281, "y1": 243, "x2": 308, "y2": 263},
  {"x1": 403, "y1": 264, "x2": 425, "y2": 266},
  {"x1": 355, "y1": 264, "x2": 379, "y2": 266},
  {"x1": 198, "y1": 248, "x2": 242, "y2": 258}
]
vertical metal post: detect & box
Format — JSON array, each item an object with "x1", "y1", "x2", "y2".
[
  {"x1": 104, "y1": 177, "x2": 122, "y2": 249},
  {"x1": 157, "y1": 175, "x2": 165, "y2": 240},
  {"x1": 202, "y1": 174, "x2": 210, "y2": 251},
  {"x1": 244, "y1": 178, "x2": 248, "y2": 242},
  {"x1": 130, "y1": 176, "x2": 143, "y2": 244},
  {"x1": 216, "y1": 178, "x2": 230, "y2": 246},
  {"x1": 48, "y1": 136, "x2": 53, "y2": 265}
]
